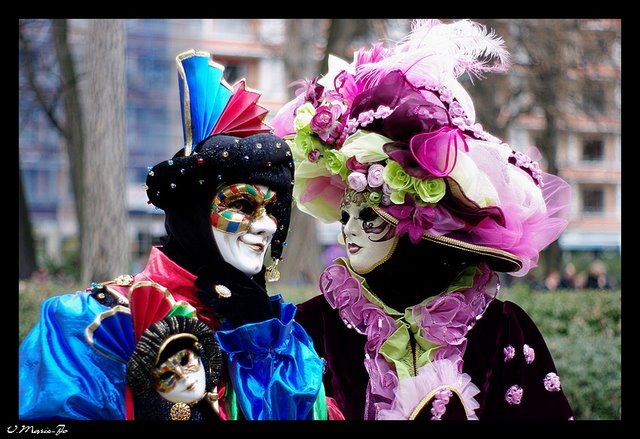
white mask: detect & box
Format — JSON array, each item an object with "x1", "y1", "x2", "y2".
[
  {"x1": 340, "y1": 194, "x2": 398, "y2": 274},
  {"x1": 211, "y1": 183, "x2": 277, "y2": 276},
  {"x1": 153, "y1": 348, "x2": 207, "y2": 404}
]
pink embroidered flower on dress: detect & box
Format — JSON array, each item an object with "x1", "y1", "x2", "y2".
[
  {"x1": 361, "y1": 304, "x2": 396, "y2": 354},
  {"x1": 415, "y1": 292, "x2": 473, "y2": 346},
  {"x1": 363, "y1": 356, "x2": 398, "y2": 402},
  {"x1": 434, "y1": 341, "x2": 466, "y2": 373},
  {"x1": 543, "y1": 372, "x2": 562, "y2": 392},
  {"x1": 505, "y1": 384, "x2": 523, "y2": 405},
  {"x1": 523, "y1": 344, "x2": 535, "y2": 364},
  {"x1": 430, "y1": 388, "x2": 453, "y2": 420},
  {"x1": 504, "y1": 345, "x2": 516, "y2": 362}
]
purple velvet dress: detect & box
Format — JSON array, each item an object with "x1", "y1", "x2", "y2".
[{"x1": 296, "y1": 294, "x2": 574, "y2": 420}]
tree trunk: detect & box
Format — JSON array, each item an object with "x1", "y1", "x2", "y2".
[
  {"x1": 530, "y1": 22, "x2": 566, "y2": 276},
  {"x1": 52, "y1": 19, "x2": 85, "y2": 263},
  {"x1": 19, "y1": 170, "x2": 38, "y2": 279},
  {"x1": 278, "y1": 19, "x2": 386, "y2": 287},
  {"x1": 81, "y1": 19, "x2": 129, "y2": 285},
  {"x1": 321, "y1": 19, "x2": 372, "y2": 73},
  {"x1": 278, "y1": 19, "x2": 324, "y2": 286}
]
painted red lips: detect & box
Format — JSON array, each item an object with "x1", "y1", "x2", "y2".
[{"x1": 347, "y1": 243, "x2": 361, "y2": 254}]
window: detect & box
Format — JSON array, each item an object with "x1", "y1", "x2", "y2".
[
  {"x1": 582, "y1": 138, "x2": 605, "y2": 161},
  {"x1": 222, "y1": 61, "x2": 248, "y2": 84},
  {"x1": 582, "y1": 187, "x2": 605, "y2": 214},
  {"x1": 22, "y1": 167, "x2": 57, "y2": 205},
  {"x1": 213, "y1": 19, "x2": 252, "y2": 40},
  {"x1": 533, "y1": 136, "x2": 545, "y2": 151},
  {"x1": 583, "y1": 82, "x2": 606, "y2": 114},
  {"x1": 139, "y1": 55, "x2": 167, "y2": 86}
]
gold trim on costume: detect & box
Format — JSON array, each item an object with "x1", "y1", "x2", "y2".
[
  {"x1": 408, "y1": 384, "x2": 467, "y2": 420},
  {"x1": 155, "y1": 333, "x2": 199, "y2": 365},
  {"x1": 85, "y1": 305, "x2": 132, "y2": 362},
  {"x1": 176, "y1": 50, "x2": 210, "y2": 156},
  {"x1": 356, "y1": 234, "x2": 400, "y2": 275},
  {"x1": 206, "y1": 387, "x2": 220, "y2": 415},
  {"x1": 127, "y1": 280, "x2": 176, "y2": 305},
  {"x1": 372, "y1": 206, "x2": 523, "y2": 271}
]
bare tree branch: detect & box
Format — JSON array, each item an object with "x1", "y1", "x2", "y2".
[{"x1": 19, "y1": 23, "x2": 65, "y2": 137}]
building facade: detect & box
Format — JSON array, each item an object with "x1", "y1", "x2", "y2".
[
  {"x1": 505, "y1": 19, "x2": 621, "y2": 255},
  {"x1": 19, "y1": 19, "x2": 621, "y2": 279},
  {"x1": 19, "y1": 19, "x2": 289, "y2": 272}
]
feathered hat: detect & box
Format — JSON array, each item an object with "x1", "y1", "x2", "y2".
[
  {"x1": 272, "y1": 19, "x2": 571, "y2": 276},
  {"x1": 146, "y1": 50, "x2": 295, "y2": 266}
]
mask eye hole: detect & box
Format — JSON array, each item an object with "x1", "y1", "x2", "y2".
[
  {"x1": 160, "y1": 371, "x2": 173, "y2": 381},
  {"x1": 228, "y1": 198, "x2": 254, "y2": 215},
  {"x1": 340, "y1": 210, "x2": 350, "y2": 225},
  {"x1": 359, "y1": 207, "x2": 377, "y2": 222},
  {"x1": 265, "y1": 199, "x2": 276, "y2": 216},
  {"x1": 180, "y1": 352, "x2": 190, "y2": 366}
]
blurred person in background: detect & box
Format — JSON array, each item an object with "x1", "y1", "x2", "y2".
[
  {"x1": 559, "y1": 262, "x2": 577, "y2": 289},
  {"x1": 586, "y1": 259, "x2": 611, "y2": 290}
]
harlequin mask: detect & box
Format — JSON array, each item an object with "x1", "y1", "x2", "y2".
[
  {"x1": 211, "y1": 183, "x2": 278, "y2": 276},
  {"x1": 210, "y1": 183, "x2": 277, "y2": 234}
]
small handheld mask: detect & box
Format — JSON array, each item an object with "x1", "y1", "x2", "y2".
[{"x1": 152, "y1": 348, "x2": 203, "y2": 395}]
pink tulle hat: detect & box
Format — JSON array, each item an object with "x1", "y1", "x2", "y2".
[{"x1": 272, "y1": 19, "x2": 571, "y2": 276}]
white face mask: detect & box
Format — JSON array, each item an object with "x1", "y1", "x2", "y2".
[
  {"x1": 211, "y1": 183, "x2": 277, "y2": 276},
  {"x1": 340, "y1": 196, "x2": 398, "y2": 275},
  {"x1": 153, "y1": 348, "x2": 207, "y2": 404}
]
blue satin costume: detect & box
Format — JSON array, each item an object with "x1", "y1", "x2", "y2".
[
  {"x1": 19, "y1": 248, "x2": 327, "y2": 420},
  {"x1": 19, "y1": 292, "x2": 128, "y2": 420},
  {"x1": 216, "y1": 301, "x2": 325, "y2": 420},
  {"x1": 19, "y1": 290, "x2": 326, "y2": 420}
]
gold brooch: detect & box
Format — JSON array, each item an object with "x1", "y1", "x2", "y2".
[
  {"x1": 169, "y1": 402, "x2": 191, "y2": 420},
  {"x1": 214, "y1": 284, "x2": 232, "y2": 299},
  {"x1": 114, "y1": 274, "x2": 134, "y2": 286}
]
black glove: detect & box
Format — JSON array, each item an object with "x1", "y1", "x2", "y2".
[{"x1": 195, "y1": 262, "x2": 276, "y2": 328}]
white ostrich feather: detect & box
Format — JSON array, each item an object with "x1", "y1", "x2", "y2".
[{"x1": 357, "y1": 19, "x2": 511, "y2": 88}]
